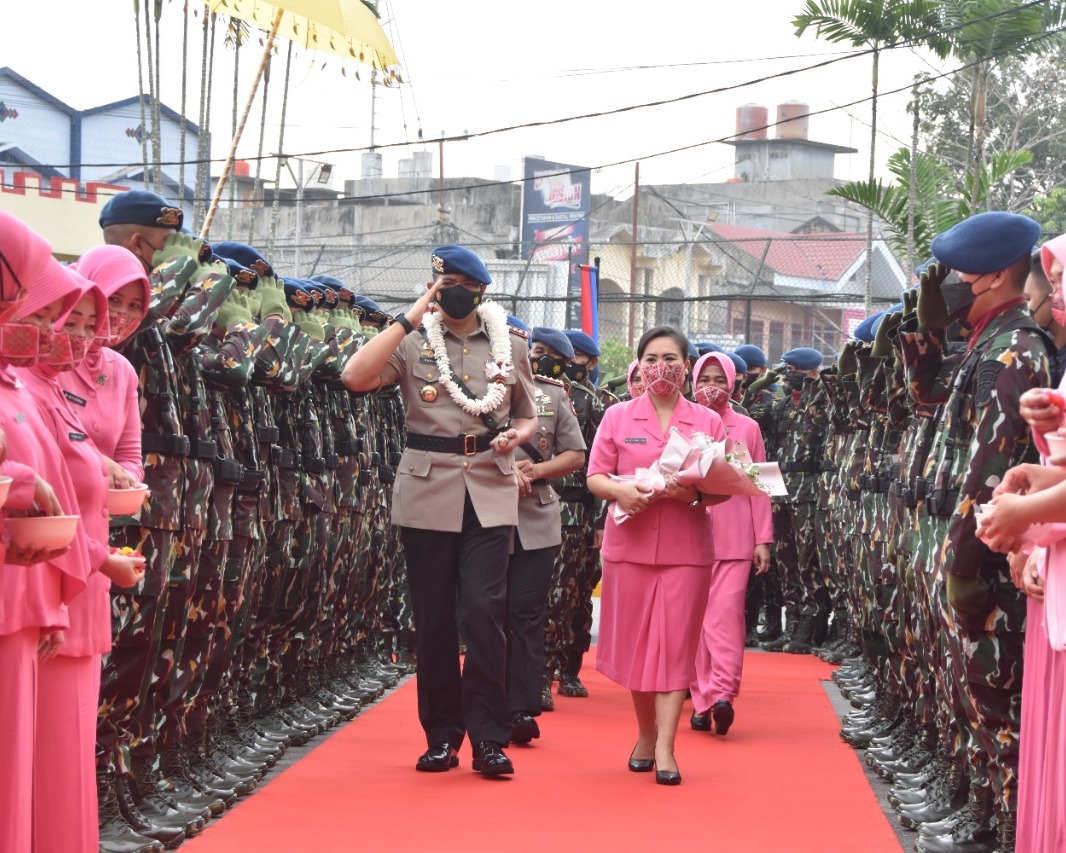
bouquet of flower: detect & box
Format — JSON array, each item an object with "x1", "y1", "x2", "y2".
[{"x1": 695, "y1": 438, "x2": 788, "y2": 498}]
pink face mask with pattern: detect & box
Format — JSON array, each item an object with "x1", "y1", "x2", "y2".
[
  {"x1": 1051, "y1": 285, "x2": 1066, "y2": 327},
  {"x1": 0, "y1": 322, "x2": 53, "y2": 367},
  {"x1": 107, "y1": 311, "x2": 141, "y2": 344},
  {"x1": 695, "y1": 384, "x2": 730, "y2": 413},
  {"x1": 641, "y1": 360, "x2": 686, "y2": 396},
  {"x1": 44, "y1": 330, "x2": 92, "y2": 371}
]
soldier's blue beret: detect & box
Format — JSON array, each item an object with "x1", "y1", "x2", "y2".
[
  {"x1": 726, "y1": 351, "x2": 748, "y2": 375},
  {"x1": 931, "y1": 212, "x2": 1041, "y2": 275},
  {"x1": 687, "y1": 340, "x2": 699, "y2": 360},
  {"x1": 915, "y1": 256, "x2": 935, "y2": 277},
  {"x1": 869, "y1": 302, "x2": 904, "y2": 337},
  {"x1": 431, "y1": 245, "x2": 491, "y2": 285},
  {"x1": 283, "y1": 278, "x2": 314, "y2": 311},
  {"x1": 212, "y1": 241, "x2": 274, "y2": 279},
  {"x1": 216, "y1": 257, "x2": 259, "y2": 290},
  {"x1": 853, "y1": 311, "x2": 884, "y2": 343},
  {"x1": 99, "y1": 190, "x2": 184, "y2": 231},
  {"x1": 506, "y1": 314, "x2": 529, "y2": 331},
  {"x1": 531, "y1": 327, "x2": 575, "y2": 360},
  {"x1": 302, "y1": 281, "x2": 330, "y2": 309},
  {"x1": 310, "y1": 274, "x2": 354, "y2": 305},
  {"x1": 734, "y1": 344, "x2": 767, "y2": 368},
  {"x1": 352, "y1": 294, "x2": 388, "y2": 323},
  {"x1": 563, "y1": 329, "x2": 600, "y2": 357},
  {"x1": 781, "y1": 347, "x2": 824, "y2": 370},
  {"x1": 695, "y1": 341, "x2": 723, "y2": 355}
]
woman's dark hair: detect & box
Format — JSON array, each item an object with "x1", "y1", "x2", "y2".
[
  {"x1": 1030, "y1": 249, "x2": 1051, "y2": 292},
  {"x1": 636, "y1": 325, "x2": 690, "y2": 360}
]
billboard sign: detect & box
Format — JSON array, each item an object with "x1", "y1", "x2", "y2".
[{"x1": 520, "y1": 157, "x2": 591, "y2": 274}]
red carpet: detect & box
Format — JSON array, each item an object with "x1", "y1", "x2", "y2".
[{"x1": 183, "y1": 653, "x2": 901, "y2": 852}]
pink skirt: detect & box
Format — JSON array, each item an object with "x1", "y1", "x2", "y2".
[{"x1": 596, "y1": 559, "x2": 712, "y2": 692}]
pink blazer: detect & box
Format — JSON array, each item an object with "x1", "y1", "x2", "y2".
[
  {"x1": 588, "y1": 393, "x2": 724, "y2": 567},
  {"x1": 710, "y1": 407, "x2": 774, "y2": 560},
  {"x1": 62, "y1": 348, "x2": 143, "y2": 481}
]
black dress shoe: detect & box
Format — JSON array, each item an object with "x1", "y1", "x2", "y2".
[
  {"x1": 654, "y1": 764, "x2": 682, "y2": 786},
  {"x1": 711, "y1": 700, "x2": 734, "y2": 735},
  {"x1": 509, "y1": 713, "x2": 541, "y2": 745},
  {"x1": 472, "y1": 742, "x2": 514, "y2": 776},
  {"x1": 628, "y1": 744, "x2": 654, "y2": 773},
  {"x1": 416, "y1": 743, "x2": 458, "y2": 772},
  {"x1": 690, "y1": 711, "x2": 711, "y2": 732}
]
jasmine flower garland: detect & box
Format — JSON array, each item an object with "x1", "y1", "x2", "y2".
[{"x1": 423, "y1": 301, "x2": 513, "y2": 416}]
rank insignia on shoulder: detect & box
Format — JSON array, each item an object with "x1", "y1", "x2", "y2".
[
  {"x1": 509, "y1": 326, "x2": 529, "y2": 339},
  {"x1": 535, "y1": 375, "x2": 565, "y2": 387}
]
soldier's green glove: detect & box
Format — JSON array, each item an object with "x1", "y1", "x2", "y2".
[
  {"x1": 946, "y1": 573, "x2": 990, "y2": 628},
  {"x1": 870, "y1": 312, "x2": 902, "y2": 358},
  {"x1": 256, "y1": 275, "x2": 292, "y2": 324},
  {"x1": 902, "y1": 287, "x2": 919, "y2": 317},
  {"x1": 916, "y1": 261, "x2": 951, "y2": 331},
  {"x1": 292, "y1": 308, "x2": 325, "y2": 341},
  {"x1": 836, "y1": 341, "x2": 860, "y2": 376},
  {"x1": 746, "y1": 369, "x2": 779, "y2": 395},
  {"x1": 243, "y1": 289, "x2": 263, "y2": 318},
  {"x1": 151, "y1": 232, "x2": 207, "y2": 269},
  {"x1": 215, "y1": 291, "x2": 253, "y2": 331}
]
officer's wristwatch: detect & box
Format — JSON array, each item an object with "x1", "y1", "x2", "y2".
[
  {"x1": 689, "y1": 493, "x2": 703, "y2": 507},
  {"x1": 392, "y1": 312, "x2": 414, "y2": 334}
]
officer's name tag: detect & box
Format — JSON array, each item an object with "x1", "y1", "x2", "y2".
[
  {"x1": 63, "y1": 390, "x2": 87, "y2": 407},
  {"x1": 418, "y1": 356, "x2": 436, "y2": 365},
  {"x1": 624, "y1": 437, "x2": 646, "y2": 444},
  {"x1": 68, "y1": 431, "x2": 87, "y2": 442}
]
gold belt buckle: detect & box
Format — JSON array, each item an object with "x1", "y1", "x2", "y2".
[{"x1": 463, "y1": 434, "x2": 477, "y2": 456}]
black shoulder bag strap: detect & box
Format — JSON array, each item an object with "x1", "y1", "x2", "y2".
[{"x1": 420, "y1": 328, "x2": 502, "y2": 434}]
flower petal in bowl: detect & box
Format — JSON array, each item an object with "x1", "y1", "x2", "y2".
[
  {"x1": 4, "y1": 515, "x2": 79, "y2": 551},
  {"x1": 107, "y1": 485, "x2": 149, "y2": 516},
  {"x1": 0, "y1": 475, "x2": 11, "y2": 507}
]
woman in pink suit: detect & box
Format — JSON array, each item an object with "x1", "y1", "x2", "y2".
[
  {"x1": 687, "y1": 352, "x2": 772, "y2": 736},
  {"x1": 0, "y1": 248, "x2": 91, "y2": 853},
  {"x1": 587, "y1": 326, "x2": 726, "y2": 786},
  {"x1": 16, "y1": 277, "x2": 145, "y2": 853}
]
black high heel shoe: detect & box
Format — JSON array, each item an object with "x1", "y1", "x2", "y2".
[
  {"x1": 654, "y1": 761, "x2": 682, "y2": 786},
  {"x1": 628, "y1": 744, "x2": 654, "y2": 773}
]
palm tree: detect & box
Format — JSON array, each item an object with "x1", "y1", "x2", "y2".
[
  {"x1": 793, "y1": 0, "x2": 950, "y2": 311},
  {"x1": 937, "y1": 0, "x2": 1066, "y2": 209}
]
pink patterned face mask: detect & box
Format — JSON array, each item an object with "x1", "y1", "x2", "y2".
[
  {"x1": 45, "y1": 330, "x2": 91, "y2": 371},
  {"x1": 107, "y1": 311, "x2": 140, "y2": 344},
  {"x1": 1051, "y1": 284, "x2": 1066, "y2": 327},
  {"x1": 0, "y1": 322, "x2": 53, "y2": 366},
  {"x1": 641, "y1": 360, "x2": 686, "y2": 396},
  {"x1": 695, "y1": 384, "x2": 730, "y2": 413}
]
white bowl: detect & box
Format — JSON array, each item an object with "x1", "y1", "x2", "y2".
[
  {"x1": 1046, "y1": 432, "x2": 1066, "y2": 463},
  {"x1": 0, "y1": 475, "x2": 11, "y2": 507},
  {"x1": 3, "y1": 515, "x2": 79, "y2": 551},
  {"x1": 107, "y1": 485, "x2": 149, "y2": 516}
]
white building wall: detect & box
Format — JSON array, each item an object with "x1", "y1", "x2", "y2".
[{"x1": 0, "y1": 78, "x2": 71, "y2": 170}]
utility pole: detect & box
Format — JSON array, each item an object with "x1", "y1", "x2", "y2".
[{"x1": 628, "y1": 162, "x2": 640, "y2": 349}]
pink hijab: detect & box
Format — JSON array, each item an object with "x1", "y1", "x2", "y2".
[
  {"x1": 692, "y1": 351, "x2": 736, "y2": 389},
  {"x1": 1039, "y1": 233, "x2": 1066, "y2": 326}
]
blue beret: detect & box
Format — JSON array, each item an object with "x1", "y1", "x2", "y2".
[
  {"x1": 431, "y1": 245, "x2": 491, "y2": 285},
  {"x1": 852, "y1": 311, "x2": 884, "y2": 343},
  {"x1": 726, "y1": 351, "x2": 748, "y2": 375},
  {"x1": 283, "y1": 278, "x2": 314, "y2": 310},
  {"x1": 781, "y1": 347, "x2": 824, "y2": 370},
  {"x1": 506, "y1": 314, "x2": 529, "y2": 332},
  {"x1": 353, "y1": 294, "x2": 388, "y2": 323},
  {"x1": 931, "y1": 212, "x2": 1041, "y2": 275},
  {"x1": 686, "y1": 340, "x2": 699, "y2": 360},
  {"x1": 695, "y1": 341, "x2": 723, "y2": 355},
  {"x1": 734, "y1": 344, "x2": 767, "y2": 368},
  {"x1": 562, "y1": 329, "x2": 600, "y2": 357},
  {"x1": 310, "y1": 274, "x2": 354, "y2": 305},
  {"x1": 530, "y1": 327, "x2": 575, "y2": 360},
  {"x1": 215, "y1": 257, "x2": 259, "y2": 290},
  {"x1": 99, "y1": 190, "x2": 184, "y2": 231},
  {"x1": 301, "y1": 281, "x2": 333, "y2": 309},
  {"x1": 210, "y1": 241, "x2": 273, "y2": 279}
]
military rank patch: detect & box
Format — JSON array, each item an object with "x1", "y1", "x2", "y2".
[{"x1": 974, "y1": 361, "x2": 1004, "y2": 408}]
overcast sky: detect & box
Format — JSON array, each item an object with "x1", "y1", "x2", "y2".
[{"x1": 2, "y1": 1, "x2": 959, "y2": 200}]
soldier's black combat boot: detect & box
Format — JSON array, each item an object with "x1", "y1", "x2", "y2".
[
  {"x1": 760, "y1": 605, "x2": 796, "y2": 651},
  {"x1": 916, "y1": 785, "x2": 996, "y2": 853},
  {"x1": 899, "y1": 760, "x2": 969, "y2": 830},
  {"x1": 994, "y1": 810, "x2": 1015, "y2": 852},
  {"x1": 756, "y1": 602, "x2": 783, "y2": 645},
  {"x1": 113, "y1": 772, "x2": 187, "y2": 850},
  {"x1": 781, "y1": 611, "x2": 818, "y2": 653},
  {"x1": 98, "y1": 769, "x2": 165, "y2": 853}
]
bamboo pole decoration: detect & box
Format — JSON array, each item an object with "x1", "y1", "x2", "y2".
[{"x1": 200, "y1": 8, "x2": 284, "y2": 239}]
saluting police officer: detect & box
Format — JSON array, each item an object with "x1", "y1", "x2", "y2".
[{"x1": 342, "y1": 245, "x2": 538, "y2": 777}]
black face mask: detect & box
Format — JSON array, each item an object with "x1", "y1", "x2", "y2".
[
  {"x1": 940, "y1": 272, "x2": 992, "y2": 321},
  {"x1": 785, "y1": 373, "x2": 805, "y2": 391},
  {"x1": 436, "y1": 286, "x2": 481, "y2": 319},
  {"x1": 531, "y1": 354, "x2": 567, "y2": 380},
  {"x1": 564, "y1": 362, "x2": 588, "y2": 383}
]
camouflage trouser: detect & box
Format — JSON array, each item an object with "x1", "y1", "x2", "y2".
[
  {"x1": 560, "y1": 524, "x2": 600, "y2": 679},
  {"x1": 313, "y1": 509, "x2": 354, "y2": 672},
  {"x1": 97, "y1": 526, "x2": 175, "y2": 773},
  {"x1": 771, "y1": 502, "x2": 800, "y2": 617},
  {"x1": 544, "y1": 505, "x2": 593, "y2": 679},
  {"x1": 790, "y1": 500, "x2": 826, "y2": 617},
  {"x1": 182, "y1": 538, "x2": 230, "y2": 738},
  {"x1": 214, "y1": 533, "x2": 260, "y2": 712},
  {"x1": 232, "y1": 532, "x2": 270, "y2": 703},
  {"x1": 152, "y1": 527, "x2": 205, "y2": 751},
  {"x1": 284, "y1": 508, "x2": 331, "y2": 684},
  {"x1": 251, "y1": 520, "x2": 295, "y2": 705}
]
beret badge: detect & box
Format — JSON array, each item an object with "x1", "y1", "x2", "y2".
[
  {"x1": 291, "y1": 290, "x2": 311, "y2": 308},
  {"x1": 156, "y1": 207, "x2": 183, "y2": 228},
  {"x1": 432, "y1": 254, "x2": 445, "y2": 274}
]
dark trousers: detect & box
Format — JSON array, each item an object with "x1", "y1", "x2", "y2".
[
  {"x1": 400, "y1": 494, "x2": 511, "y2": 750},
  {"x1": 506, "y1": 540, "x2": 559, "y2": 716}
]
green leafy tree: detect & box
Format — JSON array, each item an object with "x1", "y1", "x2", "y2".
[
  {"x1": 794, "y1": 0, "x2": 950, "y2": 311},
  {"x1": 597, "y1": 339, "x2": 635, "y2": 387},
  {"x1": 1027, "y1": 187, "x2": 1066, "y2": 235}
]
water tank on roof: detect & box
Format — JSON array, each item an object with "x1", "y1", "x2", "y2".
[
  {"x1": 735, "y1": 104, "x2": 768, "y2": 140},
  {"x1": 234, "y1": 160, "x2": 251, "y2": 177},
  {"x1": 775, "y1": 101, "x2": 809, "y2": 140}
]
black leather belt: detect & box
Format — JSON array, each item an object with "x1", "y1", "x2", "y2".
[
  {"x1": 273, "y1": 448, "x2": 299, "y2": 471},
  {"x1": 191, "y1": 439, "x2": 217, "y2": 460},
  {"x1": 405, "y1": 432, "x2": 494, "y2": 456},
  {"x1": 781, "y1": 461, "x2": 820, "y2": 474},
  {"x1": 303, "y1": 457, "x2": 326, "y2": 474},
  {"x1": 213, "y1": 457, "x2": 244, "y2": 485},
  {"x1": 257, "y1": 426, "x2": 280, "y2": 444},
  {"x1": 237, "y1": 470, "x2": 266, "y2": 494},
  {"x1": 335, "y1": 439, "x2": 358, "y2": 455},
  {"x1": 142, "y1": 433, "x2": 190, "y2": 457}
]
